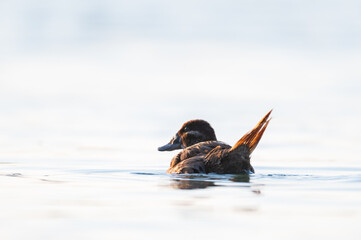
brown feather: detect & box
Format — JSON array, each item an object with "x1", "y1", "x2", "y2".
[{"x1": 230, "y1": 110, "x2": 272, "y2": 153}]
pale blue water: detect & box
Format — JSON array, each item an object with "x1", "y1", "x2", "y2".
[
  {"x1": 1, "y1": 0, "x2": 361, "y2": 239},
  {"x1": 1, "y1": 157, "x2": 361, "y2": 239}
]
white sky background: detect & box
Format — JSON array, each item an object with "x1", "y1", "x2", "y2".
[{"x1": 0, "y1": 0, "x2": 360, "y2": 162}]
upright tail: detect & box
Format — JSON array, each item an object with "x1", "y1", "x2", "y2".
[{"x1": 230, "y1": 110, "x2": 272, "y2": 154}]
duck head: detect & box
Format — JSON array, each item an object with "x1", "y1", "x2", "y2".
[{"x1": 158, "y1": 119, "x2": 217, "y2": 151}]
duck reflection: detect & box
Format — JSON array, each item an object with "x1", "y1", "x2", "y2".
[
  {"x1": 229, "y1": 173, "x2": 250, "y2": 183},
  {"x1": 170, "y1": 173, "x2": 251, "y2": 190},
  {"x1": 170, "y1": 178, "x2": 216, "y2": 189}
]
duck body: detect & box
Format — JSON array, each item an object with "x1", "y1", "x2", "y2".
[
  {"x1": 159, "y1": 110, "x2": 272, "y2": 174},
  {"x1": 167, "y1": 141, "x2": 254, "y2": 174},
  {"x1": 167, "y1": 141, "x2": 230, "y2": 174}
]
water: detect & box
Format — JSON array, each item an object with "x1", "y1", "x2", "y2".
[
  {"x1": 1, "y1": 157, "x2": 361, "y2": 240},
  {"x1": 1, "y1": 0, "x2": 361, "y2": 239}
]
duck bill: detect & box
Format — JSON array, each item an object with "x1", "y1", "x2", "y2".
[{"x1": 158, "y1": 133, "x2": 182, "y2": 151}]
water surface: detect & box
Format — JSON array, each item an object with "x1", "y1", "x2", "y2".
[{"x1": 1, "y1": 157, "x2": 360, "y2": 240}]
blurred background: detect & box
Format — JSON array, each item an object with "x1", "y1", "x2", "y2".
[{"x1": 0, "y1": 0, "x2": 361, "y2": 164}]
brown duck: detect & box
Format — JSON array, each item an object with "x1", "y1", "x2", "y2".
[{"x1": 158, "y1": 110, "x2": 272, "y2": 174}]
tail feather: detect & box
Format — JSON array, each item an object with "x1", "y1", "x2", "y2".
[{"x1": 230, "y1": 110, "x2": 272, "y2": 154}]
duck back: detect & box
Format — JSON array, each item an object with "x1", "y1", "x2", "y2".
[{"x1": 167, "y1": 141, "x2": 231, "y2": 174}]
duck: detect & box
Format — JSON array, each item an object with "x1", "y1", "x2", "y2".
[{"x1": 158, "y1": 110, "x2": 272, "y2": 174}]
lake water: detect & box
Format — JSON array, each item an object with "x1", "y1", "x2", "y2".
[
  {"x1": 1, "y1": 156, "x2": 361, "y2": 239},
  {"x1": 1, "y1": 1, "x2": 361, "y2": 239}
]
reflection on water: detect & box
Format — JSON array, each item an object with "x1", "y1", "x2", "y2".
[
  {"x1": 229, "y1": 174, "x2": 250, "y2": 183},
  {"x1": 170, "y1": 173, "x2": 250, "y2": 190},
  {"x1": 171, "y1": 178, "x2": 216, "y2": 189}
]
